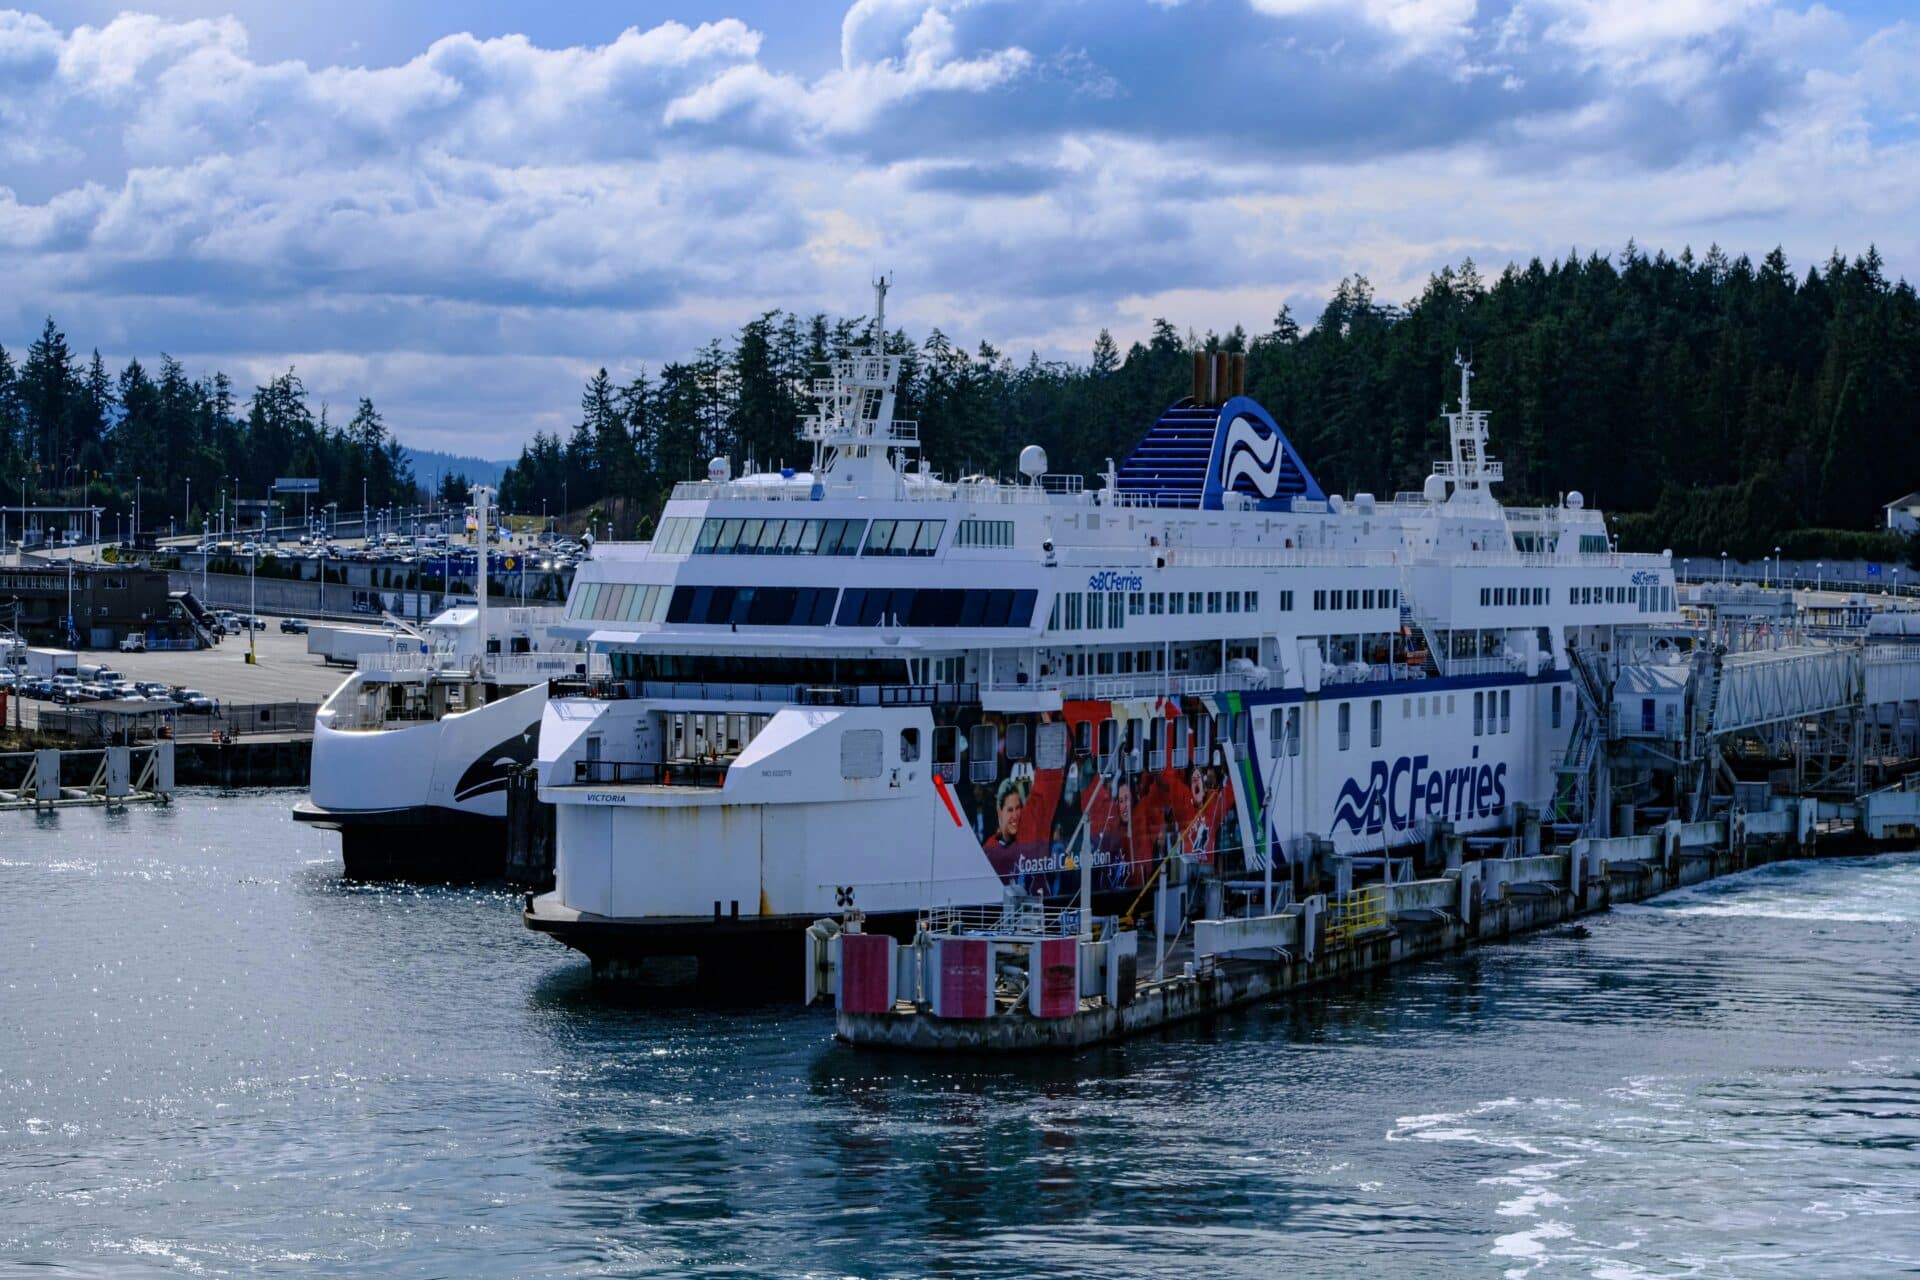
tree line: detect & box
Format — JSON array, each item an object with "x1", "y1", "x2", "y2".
[
  {"x1": 5, "y1": 243, "x2": 1915, "y2": 559},
  {"x1": 0, "y1": 322, "x2": 414, "y2": 536},
  {"x1": 501, "y1": 244, "x2": 1920, "y2": 560}
]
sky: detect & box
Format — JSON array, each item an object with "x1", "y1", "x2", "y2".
[{"x1": 2, "y1": 1, "x2": 1917, "y2": 458}]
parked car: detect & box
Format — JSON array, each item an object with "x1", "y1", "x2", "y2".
[
  {"x1": 172, "y1": 688, "x2": 215, "y2": 712},
  {"x1": 280, "y1": 618, "x2": 309, "y2": 634},
  {"x1": 137, "y1": 682, "x2": 170, "y2": 698}
]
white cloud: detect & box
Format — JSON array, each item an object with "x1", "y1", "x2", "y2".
[{"x1": 0, "y1": 1, "x2": 1912, "y2": 456}]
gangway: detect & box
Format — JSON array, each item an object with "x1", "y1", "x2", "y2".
[{"x1": 1708, "y1": 645, "x2": 1859, "y2": 735}]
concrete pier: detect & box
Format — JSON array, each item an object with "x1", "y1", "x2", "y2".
[{"x1": 828, "y1": 806, "x2": 1891, "y2": 1054}]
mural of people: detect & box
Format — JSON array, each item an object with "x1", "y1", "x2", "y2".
[{"x1": 949, "y1": 698, "x2": 1243, "y2": 899}]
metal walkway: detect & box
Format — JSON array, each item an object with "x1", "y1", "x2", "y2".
[{"x1": 1709, "y1": 645, "x2": 1860, "y2": 735}]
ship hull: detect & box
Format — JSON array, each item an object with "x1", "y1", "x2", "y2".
[
  {"x1": 528, "y1": 674, "x2": 1574, "y2": 982},
  {"x1": 298, "y1": 678, "x2": 550, "y2": 882}
]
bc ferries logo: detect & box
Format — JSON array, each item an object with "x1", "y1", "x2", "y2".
[
  {"x1": 1332, "y1": 753, "x2": 1508, "y2": 836},
  {"x1": 1087, "y1": 571, "x2": 1144, "y2": 592},
  {"x1": 1220, "y1": 415, "x2": 1285, "y2": 498}
]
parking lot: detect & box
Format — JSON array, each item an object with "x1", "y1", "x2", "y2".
[{"x1": 4, "y1": 628, "x2": 347, "y2": 731}]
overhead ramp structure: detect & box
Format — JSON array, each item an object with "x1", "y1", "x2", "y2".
[{"x1": 1708, "y1": 646, "x2": 1860, "y2": 736}]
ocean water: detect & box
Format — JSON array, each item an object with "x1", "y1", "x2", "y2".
[{"x1": 2, "y1": 792, "x2": 1918, "y2": 1278}]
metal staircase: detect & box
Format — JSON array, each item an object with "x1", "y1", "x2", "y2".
[
  {"x1": 1552, "y1": 647, "x2": 1612, "y2": 830},
  {"x1": 1396, "y1": 566, "x2": 1447, "y2": 677}
]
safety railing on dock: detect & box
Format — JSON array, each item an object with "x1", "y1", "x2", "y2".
[
  {"x1": 1322, "y1": 885, "x2": 1388, "y2": 948},
  {"x1": 921, "y1": 901, "x2": 1080, "y2": 938}
]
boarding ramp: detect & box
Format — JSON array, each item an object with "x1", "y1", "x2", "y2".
[{"x1": 1708, "y1": 645, "x2": 1860, "y2": 735}]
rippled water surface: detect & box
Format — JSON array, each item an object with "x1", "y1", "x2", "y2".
[{"x1": 3, "y1": 793, "x2": 1919, "y2": 1277}]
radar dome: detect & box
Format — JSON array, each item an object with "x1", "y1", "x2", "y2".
[
  {"x1": 1018, "y1": 445, "x2": 1049, "y2": 480},
  {"x1": 707, "y1": 456, "x2": 731, "y2": 483},
  {"x1": 1328, "y1": 494, "x2": 1345, "y2": 514},
  {"x1": 1566, "y1": 490, "x2": 1584, "y2": 510},
  {"x1": 1423, "y1": 473, "x2": 1447, "y2": 503}
]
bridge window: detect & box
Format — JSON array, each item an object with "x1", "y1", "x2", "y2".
[
  {"x1": 900, "y1": 727, "x2": 921, "y2": 763},
  {"x1": 1370, "y1": 699, "x2": 1382, "y2": 748},
  {"x1": 1337, "y1": 702, "x2": 1351, "y2": 751},
  {"x1": 1501, "y1": 688, "x2": 1512, "y2": 733},
  {"x1": 1149, "y1": 592, "x2": 1165, "y2": 615},
  {"x1": 862, "y1": 519, "x2": 945, "y2": 556},
  {"x1": 1226, "y1": 591, "x2": 1241, "y2": 613},
  {"x1": 1247, "y1": 591, "x2": 1260, "y2": 612},
  {"x1": 1188, "y1": 591, "x2": 1203, "y2": 614},
  {"x1": 1473, "y1": 691, "x2": 1484, "y2": 736},
  {"x1": 692, "y1": 516, "x2": 867, "y2": 556}
]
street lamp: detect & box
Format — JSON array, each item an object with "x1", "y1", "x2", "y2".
[
  {"x1": 1682, "y1": 557, "x2": 1689, "y2": 582},
  {"x1": 1772, "y1": 546, "x2": 1781, "y2": 591},
  {"x1": 1816, "y1": 561, "x2": 1824, "y2": 593},
  {"x1": 1720, "y1": 550, "x2": 1727, "y2": 583},
  {"x1": 246, "y1": 544, "x2": 258, "y2": 665}
]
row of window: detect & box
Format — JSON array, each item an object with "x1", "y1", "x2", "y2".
[
  {"x1": 1049, "y1": 588, "x2": 1273, "y2": 632},
  {"x1": 657, "y1": 583, "x2": 1039, "y2": 629},
  {"x1": 1472, "y1": 688, "x2": 1513, "y2": 736},
  {"x1": 1481, "y1": 586, "x2": 1549, "y2": 607},
  {"x1": 836, "y1": 587, "x2": 1037, "y2": 629},
  {"x1": 1572, "y1": 583, "x2": 1675, "y2": 613},
  {"x1": 694, "y1": 517, "x2": 869, "y2": 556},
  {"x1": 666, "y1": 584, "x2": 842, "y2": 627},
  {"x1": 1312, "y1": 587, "x2": 1400, "y2": 611},
  {"x1": 1334, "y1": 700, "x2": 1385, "y2": 751},
  {"x1": 955, "y1": 518, "x2": 1015, "y2": 548},
  {"x1": 570, "y1": 581, "x2": 674, "y2": 623}
]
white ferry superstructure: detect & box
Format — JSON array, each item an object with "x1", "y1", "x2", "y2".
[
  {"x1": 294, "y1": 487, "x2": 588, "y2": 878},
  {"x1": 525, "y1": 283, "x2": 1679, "y2": 978}
]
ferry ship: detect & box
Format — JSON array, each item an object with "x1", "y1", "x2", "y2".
[
  {"x1": 524, "y1": 282, "x2": 1679, "y2": 979},
  {"x1": 294, "y1": 488, "x2": 587, "y2": 878}
]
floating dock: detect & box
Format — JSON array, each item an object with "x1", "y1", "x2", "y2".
[
  {"x1": 0, "y1": 742, "x2": 175, "y2": 810},
  {"x1": 811, "y1": 790, "x2": 1918, "y2": 1053}
]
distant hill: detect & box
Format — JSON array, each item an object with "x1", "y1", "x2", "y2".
[{"x1": 402, "y1": 447, "x2": 512, "y2": 490}]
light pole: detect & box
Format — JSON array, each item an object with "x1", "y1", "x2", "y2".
[
  {"x1": 1816, "y1": 561, "x2": 1824, "y2": 593},
  {"x1": 185, "y1": 477, "x2": 191, "y2": 536},
  {"x1": 361, "y1": 476, "x2": 368, "y2": 544},
  {"x1": 134, "y1": 474, "x2": 140, "y2": 541},
  {"x1": 1682, "y1": 557, "x2": 1689, "y2": 583},
  {"x1": 201, "y1": 521, "x2": 208, "y2": 598},
  {"x1": 1772, "y1": 546, "x2": 1780, "y2": 591},
  {"x1": 1720, "y1": 551, "x2": 1727, "y2": 583},
  {"x1": 245, "y1": 546, "x2": 258, "y2": 664}
]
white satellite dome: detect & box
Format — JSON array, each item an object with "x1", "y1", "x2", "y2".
[
  {"x1": 1018, "y1": 445, "x2": 1048, "y2": 480},
  {"x1": 708, "y1": 456, "x2": 732, "y2": 483},
  {"x1": 1566, "y1": 490, "x2": 1584, "y2": 510},
  {"x1": 1423, "y1": 473, "x2": 1448, "y2": 503}
]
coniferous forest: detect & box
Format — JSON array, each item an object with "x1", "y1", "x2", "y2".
[{"x1": 3, "y1": 244, "x2": 1916, "y2": 559}]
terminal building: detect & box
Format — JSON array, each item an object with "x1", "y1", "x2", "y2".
[{"x1": 0, "y1": 565, "x2": 198, "y2": 649}]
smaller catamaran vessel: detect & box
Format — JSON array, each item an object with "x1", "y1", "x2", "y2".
[
  {"x1": 523, "y1": 281, "x2": 1679, "y2": 984},
  {"x1": 294, "y1": 487, "x2": 588, "y2": 878}
]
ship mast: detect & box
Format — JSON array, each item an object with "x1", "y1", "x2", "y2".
[
  {"x1": 803, "y1": 277, "x2": 918, "y2": 487},
  {"x1": 1437, "y1": 352, "x2": 1502, "y2": 502}
]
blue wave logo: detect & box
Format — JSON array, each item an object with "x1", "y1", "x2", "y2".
[{"x1": 1220, "y1": 415, "x2": 1284, "y2": 497}]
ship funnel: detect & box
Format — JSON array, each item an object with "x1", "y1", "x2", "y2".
[{"x1": 1190, "y1": 351, "x2": 1246, "y2": 407}]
